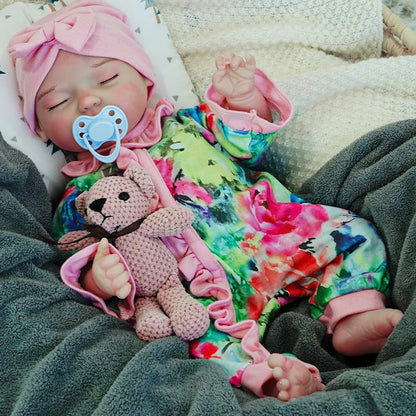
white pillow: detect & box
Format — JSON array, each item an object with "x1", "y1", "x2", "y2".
[{"x1": 0, "y1": 0, "x2": 199, "y2": 202}]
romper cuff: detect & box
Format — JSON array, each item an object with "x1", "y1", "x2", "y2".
[
  {"x1": 241, "y1": 356, "x2": 321, "y2": 398},
  {"x1": 319, "y1": 289, "x2": 387, "y2": 334},
  {"x1": 205, "y1": 68, "x2": 293, "y2": 133},
  {"x1": 60, "y1": 242, "x2": 136, "y2": 320}
]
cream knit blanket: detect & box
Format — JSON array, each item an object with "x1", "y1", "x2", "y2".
[{"x1": 156, "y1": 0, "x2": 416, "y2": 192}]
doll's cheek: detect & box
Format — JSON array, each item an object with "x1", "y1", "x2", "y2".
[
  {"x1": 118, "y1": 82, "x2": 148, "y2": 124},
  {"x1": 40, "y1": 115, "x2": 81, "y2": 150}
]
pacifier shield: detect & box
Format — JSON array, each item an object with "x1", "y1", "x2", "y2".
[
  {"x1": 89, "y1": 120, "x2": 114, "y2": 142},
  {"x1": 72, "y1": 105, "x2": 128, "y2": 163}
]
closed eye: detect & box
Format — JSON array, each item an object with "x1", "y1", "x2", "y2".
[
  {"x1": 48, "y1": 99, "x2": 69, "y2": 111},
  {"x1": 100, "y1": 74, "x2": 119, "y2": 85}
]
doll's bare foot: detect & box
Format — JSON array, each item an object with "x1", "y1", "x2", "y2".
[
  {"x1": 265, "y1": 354, "x2": 325, "y2": 401},
  {"x1": 332, "y1": 308, "x2": 403, "y2": 356}
]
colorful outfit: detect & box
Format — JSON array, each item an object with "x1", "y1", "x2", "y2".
[{"x1": 55, "y1": 69, "x2": 390, "y2": 397}]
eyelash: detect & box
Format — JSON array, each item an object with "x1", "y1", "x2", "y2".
[
  {"x1": 48, "y1": 99, "x2": 68, "y2": 111},
  {"x1": 100, "y1": 74, "x2": 119, "y2": 85}
]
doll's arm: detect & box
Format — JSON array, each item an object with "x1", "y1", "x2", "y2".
[
  {"x1": 187, "y1": 63, "x2": 293, "y2": 167},
  {"x1": 83, "y1": 238, "x2": 132, "y2": 300},
  {"x1": 140, "y1": 205, "x2": 194, "y2": 237},
  {"x1": 212, "y1": 52, "x2": 271, "y2": 121}
]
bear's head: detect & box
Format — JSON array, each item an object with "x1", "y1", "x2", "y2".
[{"x1": 76, "y1": 165, "x2": 158, "y2": 234}]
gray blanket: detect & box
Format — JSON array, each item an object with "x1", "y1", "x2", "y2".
[{"x1": 1, "y1": 119, "x2": 415, "y2": 415}]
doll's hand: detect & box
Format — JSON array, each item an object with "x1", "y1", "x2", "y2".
[
  {"x1": 86, "y1": 238, "x2": 132, "y2": 299},
  {"x1": 212, "y1": 52, "x2": 256, "y2": 101},
  {"x1": 212, "y1": 52, "x2": 271, "y2": 121}
]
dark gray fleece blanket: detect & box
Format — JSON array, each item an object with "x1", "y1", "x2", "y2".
[{"x1": 1, "y1": 119, "x2": 415, "y2": 416}]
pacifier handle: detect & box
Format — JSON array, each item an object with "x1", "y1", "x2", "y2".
[
  {"x1": 72, "y1": 105, "x2": 128, "y2": 163},
  {"x1": 82, "y1": 133, "x2": 122, "y2": 164}
]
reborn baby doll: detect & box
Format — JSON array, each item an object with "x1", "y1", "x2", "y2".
[{"x1": 8, "y1": 0, "x2": 403, "y2": 401}]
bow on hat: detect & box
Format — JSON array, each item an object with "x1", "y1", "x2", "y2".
[{"x1": 9, "y1": 9, "x2": 96, "y2": 61}]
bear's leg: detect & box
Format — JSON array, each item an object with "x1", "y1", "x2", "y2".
[
  {"x1": 157, "y1": 278, "x2": 210, "y2": 341},
  {"x1": 134, "y1": 297, "x2": 173, "y2": 341}
]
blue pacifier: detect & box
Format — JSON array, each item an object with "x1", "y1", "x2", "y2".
[{"x1": 72, "y1": 105, "x2": 128, "y2": 163}]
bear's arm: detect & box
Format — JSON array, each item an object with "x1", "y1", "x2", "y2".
[
  {"x1": 58, "y1": 231, "x2": 99, "y2": 252},
  {"x1": 140, "y1": 205, "x2": 194, "y2": 237}
]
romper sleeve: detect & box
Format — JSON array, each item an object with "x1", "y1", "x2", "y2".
[
  {"x1": 60, "y1": 242, "x2": 136, "y2": 321},
  {"x1": 177, "y1": 68, "x2": 293, "y2": 167}
]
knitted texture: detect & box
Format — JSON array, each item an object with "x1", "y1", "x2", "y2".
[
  {"x1": 156, "y1": 0, "x2": 416, "y2": 192},
  {"x1": 58, "y1": 165, "x2": 210, "y2": 342}
]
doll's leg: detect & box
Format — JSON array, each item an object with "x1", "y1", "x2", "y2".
[
  {"x1": 265, "y1": 354, "x2": 325, "y2": 401},
  {"x1": 332, "y1": 308, "x2": 403, "y2": 356},
  {"x1": 308, "y1": 212, "x2": 399, "y2": 355},
  {"x1": 134, "y1": 297, "x2": 173, "y2": 341}
]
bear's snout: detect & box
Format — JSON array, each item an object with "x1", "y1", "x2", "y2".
[{"x1": 89, "y1": 198, "x2": 106, "y2": 213}]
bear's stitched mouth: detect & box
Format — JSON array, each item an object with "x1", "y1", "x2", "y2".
[{"x1": 99, "y1": 214, "x2": 113, "y2": 226}]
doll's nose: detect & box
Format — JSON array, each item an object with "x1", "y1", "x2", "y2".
[
  {"x1": 89, "y1": 198, "x2": 106, "y2": 213},
  {"x1": 78, "y1": 92, "x2": 101, "y2": 115}
]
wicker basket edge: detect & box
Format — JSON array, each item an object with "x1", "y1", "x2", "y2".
[{"x1": 383, "y1": 4, "x2": 416, "y2": 56}]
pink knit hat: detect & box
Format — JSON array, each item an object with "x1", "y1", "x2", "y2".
[{"x1": 8, "y1": 0, "x2": 156, "y2": 134}]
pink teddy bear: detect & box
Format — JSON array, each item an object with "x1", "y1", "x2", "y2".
[{"x1": 58, "y1": 165, "x2": 210, "y2": 341}]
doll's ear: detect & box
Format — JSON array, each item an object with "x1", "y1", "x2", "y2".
[
  {"x1": 75, "y1": 191, "x2": 89, "y2": 220},
  {"x1": 124, "y1": 165, "x2": 155, "y2": 200},
  {"x1": 35, "y1": 126, "x2": 48, "y2": 143}
]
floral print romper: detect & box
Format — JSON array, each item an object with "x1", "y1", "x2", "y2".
[{"x1": 54, "y1": 77, "x2": 390, "y2": 391}]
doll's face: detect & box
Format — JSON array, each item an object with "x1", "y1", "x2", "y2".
[{"x1": 35, "y1": 50, "x2": 151, "y2": 151}]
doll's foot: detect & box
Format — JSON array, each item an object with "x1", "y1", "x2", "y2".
[
  {"x1": 265, "y1": 354, "x2": 325, "y2": 401},
  {"x1": 332, "y1": 308, "x2": 403, "y2": 356}
]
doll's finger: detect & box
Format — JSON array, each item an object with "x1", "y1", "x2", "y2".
[
  {"x1": 222, "y1": 51, "x2": 235, "y2": 63},
  {"x1": 95, "y1": 238, "x2": 110, "y2": 260},
  {"x1": 91, "y1": 267, "x2": 109, "y2": 289},
  {"x1": 244, "y1": 54, "x2": 256, "y2": 69},
  {"x1": 212, "y1": 69, "x2": 226, "y2": 87},
  {"x1": 215, "y1": 55, "x2": 227, "y2": 70},
  {"x1": 112, "y1": 270, "x2": 130, "y2": 288},
  {"x1": 99, "y1": 253, "x2": 123, "y2": 268},
  {"x1": 115, "y1": 282, "x2": 132, "y2": 299},
  {"x1": 113, "y1": 272, "x2": 131, "y2": 298},
  {"x1": 106, "y1": 262, "x2": 127, "y2": 279},
  {"x1": 230, "y1": 54, "x2": 245, "y2": 70},
  {"x1": 216, "y1": 51, "x2": 237, "y2": 68}
]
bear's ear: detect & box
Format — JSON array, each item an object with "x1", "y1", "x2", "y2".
[
  {"x1": 75, "y1": 191, "x2": 89, "y2": 220},
  {"x1": 124, "y1": 165, "x2": 155, "y2": 200}
]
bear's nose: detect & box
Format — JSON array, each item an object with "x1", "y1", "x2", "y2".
[{"x1": 89, "y1": 198, "x2": 106, "y2": 213}]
